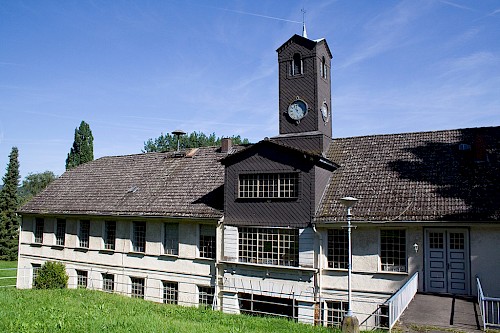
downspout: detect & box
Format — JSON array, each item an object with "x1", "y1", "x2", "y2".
[
  {"x1": 215, "y1": 215, "x2": 224, "y2": 311},
  {"x1": 312, "y1": 223, "x2": 322, "y2": 325}
]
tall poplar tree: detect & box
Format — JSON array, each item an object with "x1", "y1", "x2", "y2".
[
  {"x1": 66, "y1": 121, "x2": 94, "y2": 170},
  {"x1": 0, "y1": 147, "x2": 20, "y2": 260}
]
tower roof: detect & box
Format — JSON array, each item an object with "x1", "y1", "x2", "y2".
[{"x1": 276, "y1": 34, "x2": 332, "y2": 59}]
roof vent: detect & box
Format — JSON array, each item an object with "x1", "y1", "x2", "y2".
[
  {"x1": 459, "y1": 143, "x2": 471, "y2": 151},
  {"x1": 172, "y1": 129, "x2": 186, "y2": 152}
]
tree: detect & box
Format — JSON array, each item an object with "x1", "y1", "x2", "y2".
[
  {"x1": 0, "y1": 147, "x2": 20, "y2": 261},
  {"x1": 66, "y1": 121, "x2": 94, "y2": 170},
  {"x1": 19, "y1": 171, "x2": 57, "y2": 205},
  {"x1": 143, "y1": 131, "x2": 250, "y2": 153}
]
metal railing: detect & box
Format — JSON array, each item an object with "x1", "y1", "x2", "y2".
[
  {"x1": 477, "y1": 276, "x2": 500, "y2": 330},
  {"x1": 0, "y1": 267, "x2": 18, "y2": 288},
  {"x1": 385, "y1": 271, "x2": 419, "y2": 330}
]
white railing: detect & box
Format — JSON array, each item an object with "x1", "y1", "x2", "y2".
[
  {"x1": 477, "y1": 276, "x2": 500, "y2": 330},
  {"x1": 385, "y1": 271, "x2": 419, "y2": 330}
]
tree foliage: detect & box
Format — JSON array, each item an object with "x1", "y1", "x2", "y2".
[
  {"x1": 19, "y1": 171, "x2": 57, "y2": 205},
  {"x1": 0, "y1": 147, "x2": 20, "y2": 261},
  {"x1": 34, "y1": 261, "x2": 68, "y2": 289},
  {"x1": 66, "y1": 121, "x2": 94, "y2": 170},
  {"x1": 143, "y1": 131, "x2": 250, "y2": 153}
]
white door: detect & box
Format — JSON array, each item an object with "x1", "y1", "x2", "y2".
[{"x1": 425, "y1": 229, "x2": 470, "y2": 295}]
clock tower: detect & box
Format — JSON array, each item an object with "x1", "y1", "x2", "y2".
[{"x1": 272, "y1": 34, "x2": 332, "y2": 155}]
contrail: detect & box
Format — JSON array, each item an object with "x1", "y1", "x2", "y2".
[{"x1": 214, "y1": 7, "x2": 302, "y2": 24}]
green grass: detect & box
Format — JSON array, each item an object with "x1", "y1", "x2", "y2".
[
  {"x1": 0, "y1": 288, "x2": 340, "y2": 333},
  {"x1": 0, "y1": 261, "x2": 17, "y2": 287}
]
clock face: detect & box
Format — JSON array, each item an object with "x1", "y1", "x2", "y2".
[
  {"x1": 287, "y1": 99, "x2": 308, "y2": 121},
  {"x1": 321, "y1": 102, "x2": 329, "y2": 122}
]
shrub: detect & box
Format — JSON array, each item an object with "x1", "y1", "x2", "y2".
[{"x1": 34, "y1": 261, "x2": 68, "y2": 289}]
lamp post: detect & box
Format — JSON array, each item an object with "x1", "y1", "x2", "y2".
[{"x1": 340, "y1": 196, "x2": 359, "y2": 333}]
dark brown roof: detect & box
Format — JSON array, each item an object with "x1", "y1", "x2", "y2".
[
  {"x1": 20, "y1": 147, "x2": 227, "y2": 219},
  {"x1": 316, "y1": 126, "x2": 500, "y2": 222}
]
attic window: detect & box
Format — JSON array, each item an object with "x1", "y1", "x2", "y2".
[
  {"x1": 290, "y1": 53, "x2": 303, "y2": 76},
  {"x1": 127, "y1": 185, "x2": 139, "y2": 193},
  {"x1": 238, "y1": 173, "x2": 298, "y2": 199}
]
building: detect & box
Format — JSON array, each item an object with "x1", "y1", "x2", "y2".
[{"x1": 17, "y1": 33, "x2": 500, "y2": 328}]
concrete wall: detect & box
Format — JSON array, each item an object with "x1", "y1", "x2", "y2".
[{"x1": 470, "y1": 225, "x2": 500, "y2": 296}]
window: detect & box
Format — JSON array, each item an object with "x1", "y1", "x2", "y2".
[
  {"x1": 198, "y1": 286, "x2": 215, "y2": 308},
  {"x1": 104, "y1": 221, "x2": 116, "y2": 250},
  {"x1": 132, "y1": 221, "x2": 146, "y2": 253},
  {"x1": 77, "y1": 270, "x2": 88, "y2": 288},
  {"x1": 321, "y1": 56, "x2": 328, "y2": 79},
  {"x1": 34, "y1": 218, "x2": 44, "y2": 243},
  {"x1": 131, "y1": 277, "x2": 145, "y2": 299},
  {"x1": 163, "y1": 281, "x2": 178, "y2": 304},
  {"x1": 326, "y1": 301, "x2": 348, "y2": 327},
  {"x1": 239, "y1": 227, "x2": 299, "y2": 266},
  {"x1": 163, "y1": 223, "x2": 179, "y2": 255},
  {"x1": 55, "y1": 219, "x2": 66, "y2": 246},
  {"x1": 290, "y1": 53, "x2": 303, "y2": 76},
  {"x1": 102, "y1": 273, "x2": 114, "y2": 292},
  {"x1": 199, "y1": 225, "x2": 216, "y2": 259},
  {"x1": 32, "y1": 263, "x2": 41, "y2": 286},
  {"x1": 238, "y1": 173, "x2": 298, "y2": 199},
  {"x1": 381, "y1": 229, "x2": 406, "y2": 272},
  {"x1": 79, "y1": 220, "x2": 90, "y2": 248},
  {"x1": 327, "y1": 229, "x2": 348, "y2": 269}
]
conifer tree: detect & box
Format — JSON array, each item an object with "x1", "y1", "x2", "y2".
[
  {"x1": 65, "y1": 121, "x2": 94, "y2": 170},
  {"x1": 0, "y1": 147, "x2": 21, "y2": 260}
]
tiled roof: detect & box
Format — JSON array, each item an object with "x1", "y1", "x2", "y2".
[
  {"x1": 19, "y1": 147, "x2": 227, "y2": 219},
  {"x1": 316, "y1": 126, "x2": 500, "y2": 222}
]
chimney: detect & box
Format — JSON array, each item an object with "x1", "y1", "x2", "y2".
[{"x1": 221, "y1": 138, "x2": 233, "y2": 153}]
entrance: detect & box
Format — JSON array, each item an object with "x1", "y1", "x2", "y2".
[{"x1": 424, "y1": 229, "x2": 470, "y2": 295}]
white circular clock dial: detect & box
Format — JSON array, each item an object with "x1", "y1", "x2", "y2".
[
  {"x1": 321, "y1": 102, "x2": 329, "y2": 122},
  {"x1": 287, "y1": 100, "x2": 307, "y2": 121}
]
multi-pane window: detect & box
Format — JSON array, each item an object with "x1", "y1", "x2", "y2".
[
  {"x1": 76, "y1": 270, "x2": 88, "y2": 288},
  {"x1": 198, "y1": 286, "x2": 215, "y2": 308},
  {"x1": 163, "y1": 281, "x2": 178, "y2": 304},
  {"x1": 326, "y1": 301, "x2": 348, "y2": 327},
  {"x1": 238, "y1": 173, "x2": 298, "y2": 199},
  {"x1": 199, "y1": 225, "x2": 216, "y2": 259},
  {"x1": 131, "y1": 277, "x2": 145, "y2": 299},
  {"x1": 102, "y1": 273, "x2": 114, "y2": 292},
  {"x1": 34, "y1": 218, "x2": 44, "y2": 243},
  {"x1": 449, "y1": 232, "x2": 465, "y2": 250},
  {"x1": 79, "y1": 220, "x2": 90, "y2": 248},
  {"x1": 381, "y1": 229, "x2": 406, "y2": 272},
  {"x1": 32, "y1": 263, "x2": 41, "y2": 286},
  {"x1": 239, "y1": 227, "x2": 299, "y2": 266},
  {"x1": 327, "y1": 229, "x2": 348, "y2": 269},
  {"x1": 164, "y1": 223, "x2": 179, "y2": 255},
  {"x1": 132, "y1": 221, "x2": 146, "y2": 253},
  {"x1": 104, "y1": 221, "x2": 116, "y2": 250},
  {"x1": 55, "y1": 219, "x2": 66, "y2": 246}
]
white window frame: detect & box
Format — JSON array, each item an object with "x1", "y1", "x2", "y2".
[
  {"x1": 131, "y1": 221, "x2": 146, "y2": 253},
  {"x1": 162, "y1": 281, "x2": 178, "y2": 304},
  {"x1": 76, "y1": 270, "x2": 88, "y2": 288},
  {"x1": 130, "y1": 277, "x2": 145, "y2": 299},
  {"x1": 238, "y1": 173, "x2": 299, "y2": 199},
  {"x1": 102, "y1": 273, "x2": 114, "y2": 292},
  {"x1": 327, "y1": 228, "x2": 348, "y2": 269},
  {"x1": 380, "y1": 229, "x2": 407, "y2": 273},
  {"x1": 199, "y1": 224, "x2": 216, "y2": 259}
]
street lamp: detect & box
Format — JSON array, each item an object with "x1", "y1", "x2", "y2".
[{"x1": 339, "y1": 196, "x2": 359, "y2": 333}]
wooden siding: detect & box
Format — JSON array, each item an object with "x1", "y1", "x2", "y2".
[
  {"x1": 299, "y1": 227, "x2": 315, "y2": 268},
  {"x1": 223, "y1": 225, "x2": 238, "y2": 261}
]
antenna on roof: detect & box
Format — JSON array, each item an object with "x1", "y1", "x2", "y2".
[
  {"x1": 301, "y1": 8, "x2": 308, "y2": 38},
  {"x1": 172, "y1": 129, "x2": 186, "y2": 152}
]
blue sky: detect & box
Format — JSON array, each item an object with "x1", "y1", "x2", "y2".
[{"x1": 1, "y1": 0, "x2": 499, "y2": 180}]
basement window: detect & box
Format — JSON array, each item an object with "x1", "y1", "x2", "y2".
[{"x1": 131, "y1": 277, "x2": 145, "y2": 299}]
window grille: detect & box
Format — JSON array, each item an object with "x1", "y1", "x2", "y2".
[
  {"x1": 76, "y1": 270, "x2": 87, "y2": 288},
  {"x1": 327, "y1": 229, "x2": 348, "y2": 269},
  {"x1": 199, "y1": 225, "x2": 216, "y2": 259},
  {"x1": 449, "y1": 232, "x2": 465, "y2": 250},
  {"x1": 238, "y1": 173, "x2": 298, "y2": 199},
  {"x1": 34, "y1": 218, "x2": 44, "y2": 243},
  {"x1": 326, "y1": 301, "x2": 348, "y2": 327},
  {"x1": 104, "y1": 221, "x2": 116, "y2": 250},
  {"x1": 198, "y1": 286, "x2": 215, "y2": 308},
  {"x1": 32, "y1": 263, "x2": 41, "y2": 286},
  {"x1": 239, "y1": 227, "x2": 299, "y2": 266},
  {"x1": 102, "y1": 273, "x2": 114, "y2": 292},
  {"x1": 163, "y1": 281, "x2": 178, "y2": 304},
  {"x1": 55, "y1": 219, "x2": 66, "y2": 246},
  {"x1": 132, "y1": 221, "x2": 146, "y2": 253},
  {"x1": 164, "y1": 223, "x2": 179, "y2": 255},
  {"x1": 131, "y1": 277, "x2": 145, "y2": 299},
  {"x1": 381, "y1": 229, "x2": 406, "y2": 272},
  {"x1": 79, "y1": 220, "x2": 90, "y2": 248}
]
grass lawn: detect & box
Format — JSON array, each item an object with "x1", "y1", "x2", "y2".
[
  {"x1": 0, "y1": 288, "x2": 340, "y2": 333},
  {"x1": 0, "y1": 261, "x2": 17, "y2": 288}
]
